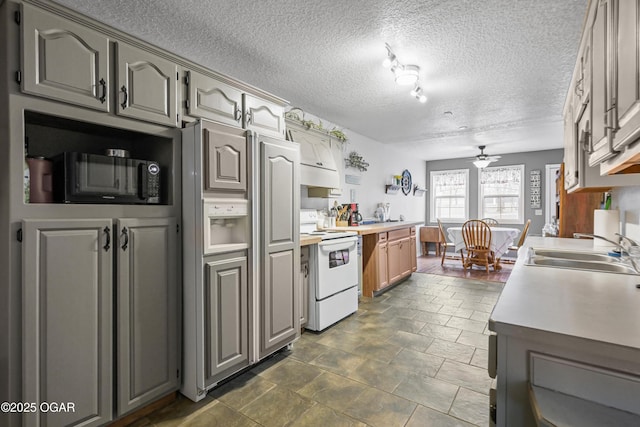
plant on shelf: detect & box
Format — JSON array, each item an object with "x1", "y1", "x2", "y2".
[
  {"x1": 344, "y1": 151, "x2": 369, "y2": 171},
  {"x1": 284, "y1": 107, "x2": 348, "y2": 143}
]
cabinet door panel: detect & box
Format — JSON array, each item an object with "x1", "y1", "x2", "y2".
[
  {"x1": 612, "y1": 0, "x2": 640, "y2": 150},
  {"x1": 23, "y1": 219, "x2": 112, "y2": 427},
  {"x1": 244, "y1": 95, "x2": 285, "y2": 138},
  {"x1": 204, "y1": 254, "x2": 249, "y2": 385},
  {"x1": 589, "y1": 0, "x2": 618, "y2": 165},
  {"x1": 377, "y1": 242, "x2": 388, "y2": 290},
  {"x1": 22, "y1": 3, "x2": 110, "y2": 111},
  {"x1": 187, "y1": 70, "x2": 243, "y2": 126},
  {"x1": 203, "y1": 122, "x2": 248, "y2": 192},
  {"x1": 117, "y1": 43, "x2": 178, "y2": 127},
  {"x1": 410, "y1": 235, "x2": 417, "y2": 272},
  {"x1": 259, "y1": 136, "x2": 299, "y2": 358},
  {"x1": 116, "y1": 217, "x2": 178, "y2": 415},
  {"x1": 262, "y1": 250, "x2": 297, "y2": 352}
]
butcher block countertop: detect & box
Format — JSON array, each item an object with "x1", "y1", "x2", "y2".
[
  {"x1": 300, "y1": 235, "x2": 322, "y2": 246},
  {"x1": 324, "y1": 221, "x2": 423, "y2": 235}
]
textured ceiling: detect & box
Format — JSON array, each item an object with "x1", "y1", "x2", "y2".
[{"x1": 53, "y1": 0, "x2": 588, "y2": 160}]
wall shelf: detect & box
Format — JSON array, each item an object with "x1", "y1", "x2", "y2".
[{"x1": 385, "y1": 184, "x2": 400, "y2": 194}]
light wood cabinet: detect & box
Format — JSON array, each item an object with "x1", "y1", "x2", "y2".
[
  {"x1": 203, "y1": 252, "x2": 249, "y2": 386},
  {"x1": 362, "y1": 226, "x2": 417, "y2": 297},
  {"x1": 22, "y1": 219, "x2": 113, "y2": 427},
  {"x1": 377, "y1": 239, "x2": 388, "y2": 291},
  {"x1": 21, "y1": 3, "x2": 110, "y2": 112},
  {"x1": 388, "y1": 237, "x2": 411, "y2": 283},
  {"x1": 258, "y1": 135, "x2": 300, "y2": 358}
]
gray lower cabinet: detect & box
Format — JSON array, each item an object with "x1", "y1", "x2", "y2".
[
  {"x1": 22, "y1": 219, "x2": 113, "y2": 427},
  {"x1": 204, "y1": 252, "x2": 249, "y2": 386},
  {"x1": 300, "y1": 247, "x2": 310, "y2": 328},
  {"x1": 22, "y1": 217, "x2": 179, "y2": 426},
  {"x1": 116, "y1": 217, "x2": 179, "y2": 416},
  {"x1": 259, "y1": 135, "x2": 300, "y2": 358}
]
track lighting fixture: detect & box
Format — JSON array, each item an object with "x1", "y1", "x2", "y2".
[
  {"x1": 383, "y1": 43, "x2": 426, "y2": 103},
  {"x1": 410, "y1": 84, "x2": 427, "y2": 103}
]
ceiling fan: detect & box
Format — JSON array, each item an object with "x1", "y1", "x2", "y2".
[{"x1": 471, "y1": 145, "x2": 501, "y2": 168}]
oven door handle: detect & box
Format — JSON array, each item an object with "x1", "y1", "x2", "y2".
[{"x1": 318, "y1": 238, "x2": 358, "y2": 251}]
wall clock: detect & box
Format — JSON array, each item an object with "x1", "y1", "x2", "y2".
[{"x1": 401, "y1": 169, "x2": 412, "y2": 195}]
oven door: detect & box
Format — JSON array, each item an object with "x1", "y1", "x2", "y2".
[{"x1": 316, "y1": 236, "x2": 358, "y2": 300}]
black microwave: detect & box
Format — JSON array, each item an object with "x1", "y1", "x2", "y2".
[{"x1": 52, "y1": 152, "x2": 161, "y2": 204}]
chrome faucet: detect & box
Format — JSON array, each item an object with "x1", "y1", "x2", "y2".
[
  {"x1": 573, "y1": 233, "x2": 640, "y2": 274},
  {"x1": 616, "y1": 232, "x2": 639, "y2": 248}
]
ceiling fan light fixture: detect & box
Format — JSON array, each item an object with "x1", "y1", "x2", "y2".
[
  {"x1": 473, "y1": 159, "x2": 493, "y2": 169},
  {"x1": 394, "y1": 64, "x2": 420, "y2": 85}
]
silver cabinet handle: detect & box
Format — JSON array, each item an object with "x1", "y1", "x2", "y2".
[
  {"x1": 245, "y1": 110, "x2": 252, "y2": 124},
  {"x1": 234, "y1": 107, "x2": 242, "y2": 122}
]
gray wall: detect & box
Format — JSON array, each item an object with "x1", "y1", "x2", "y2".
[{"x1": 425, "y1": 149, "x2": 564, "y2": 236}]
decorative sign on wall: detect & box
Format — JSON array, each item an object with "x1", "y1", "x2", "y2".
[{"x1": 530, "y1": 169, "x2": 541, "y2": 208}]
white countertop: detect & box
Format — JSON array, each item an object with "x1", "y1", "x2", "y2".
[{"x1": 490, "y1": 236, "x2": 640, "y2": 350}]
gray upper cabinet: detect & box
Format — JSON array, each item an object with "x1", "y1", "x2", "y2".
[
  {"x1": 611, "y1": 0, "x2": 640, "y2": 151},
  {"x1": 22, "y1": 218, "x2": 113, "y2": 427},
  {"x1": 116, "y1": 217, "x2": 179, "y2": 416},
  {"x1": 186, "y1": 70, "x2": 243, "y2": 127},
  {"x1": 203, "y1": 121, "x2": 248, "y2": 193},
  {"x1": 184, "y1": 70, "x2": 286, "y2": 138},
  {"x1": 259, "y1": 136, "x2": 300, "y2": 358},
  {"x1": 116, "y1": 42, "x2": 179, "y2": 127},
  {"x1": 244, "y1": 94, "x2": 285, "y2": 138},
  {"x1": 588, "y1": 0, "x2": 618, "y2": 166},
  {"x1": 21, "y1": 3, "x2": 110, "y2": 111},
  {"x1": 204, "y1": 252, "x2": 249, "y2": 386}
]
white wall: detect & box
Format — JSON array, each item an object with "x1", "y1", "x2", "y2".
[
  {"x1": 611, "y1": 186, "x2": 640, "y2": 242},
  {"x1": 298, "y1": 113, "x2": 426, "y2": 224}
]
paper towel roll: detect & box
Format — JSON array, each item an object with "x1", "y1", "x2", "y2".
[{"x1": 593, "y1": 209, "x2": 619, "y2": 247}]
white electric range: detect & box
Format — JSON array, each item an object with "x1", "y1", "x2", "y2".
[{"x1": 300, "y1": 210, "x2": 359, "y2": 331}]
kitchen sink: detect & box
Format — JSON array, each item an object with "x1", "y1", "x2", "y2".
[
  {"x1": 527, "y1": 256, "x2": 638, "y2": 274},
  {"x1": 525, "y1": 248, "x2": 638, "y2": 275},
  {"x1": 529, "y1": 248, "x2": 621, "y2": 263}
]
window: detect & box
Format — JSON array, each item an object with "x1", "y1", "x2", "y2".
[
  {"x1": 478, "y1": 165, "x2": 524, "y2": 224},
  {"x1": 430, "y1": 169, "x2": 469, "y2": 223}
]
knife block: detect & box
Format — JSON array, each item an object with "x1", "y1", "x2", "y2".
[{"x1": 336, "y1": 220, "x2": 348, "y2": 227}]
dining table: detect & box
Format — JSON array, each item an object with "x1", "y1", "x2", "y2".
[{"x1": 447, "y1": 225, "x2": 520, "y2": 270}]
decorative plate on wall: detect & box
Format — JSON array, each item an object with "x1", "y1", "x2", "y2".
[{"x1": 401, "y1": 169, "x2": 412, "y2": 195}]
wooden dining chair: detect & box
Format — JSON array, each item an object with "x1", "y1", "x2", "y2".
[
  {"x1": 481, "y1": 218, "x2": 499, "y2": 226},
  {"x1": 437, "y1": 219, "x2": 462, "y2": 266},
  {"x1": 461, "y1": 219, "x2": 493, "y2": 272},
  {"x1": 506, "y1": 219, "x2": 531, "y2": 258}
]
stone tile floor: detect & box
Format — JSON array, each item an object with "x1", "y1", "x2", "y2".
[{"x1": 136, "y1": 273, "x2": 503, "y2": 426}]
